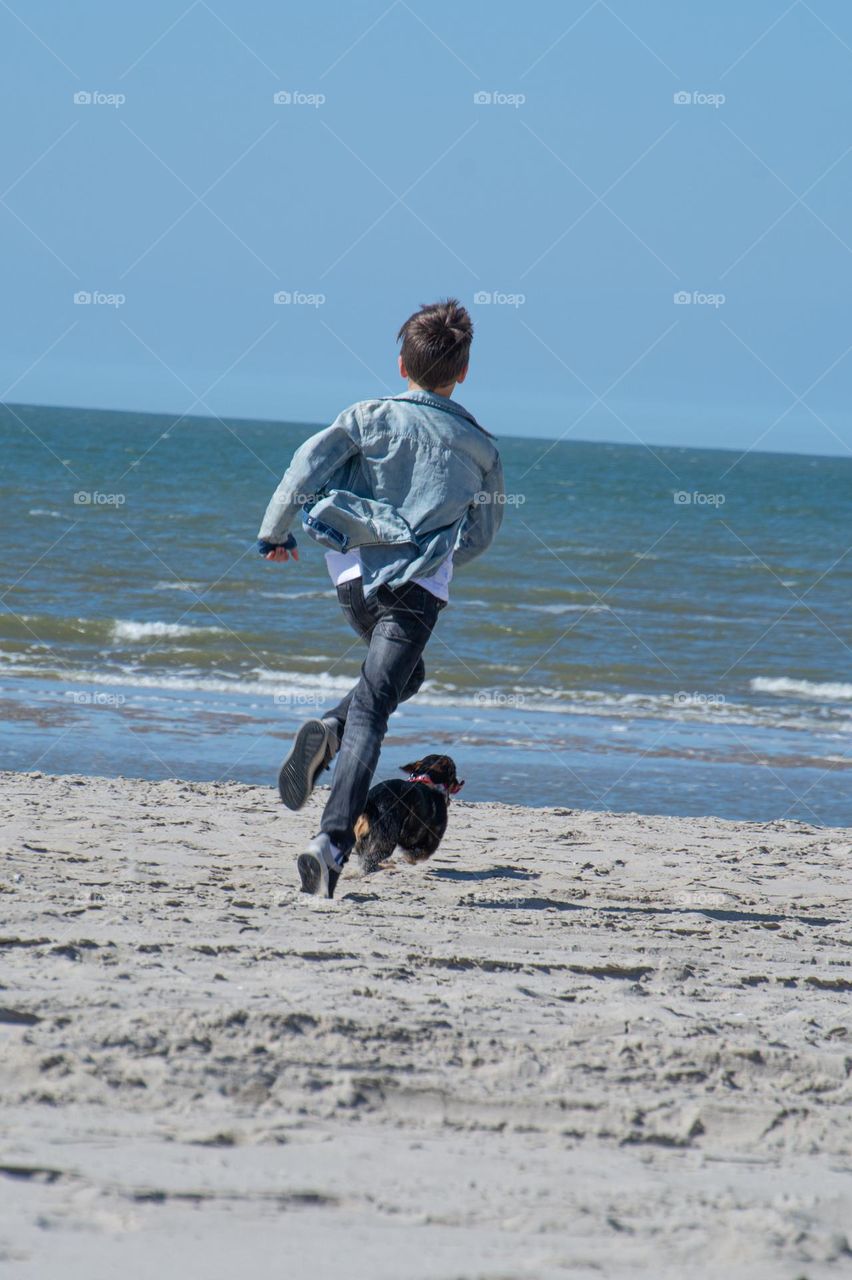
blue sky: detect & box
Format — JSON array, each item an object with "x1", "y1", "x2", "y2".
[{"x1": 2, "y1": 0, "x2": 852, "y2": 455}]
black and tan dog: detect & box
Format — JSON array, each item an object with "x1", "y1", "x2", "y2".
[{"x1": 353, "y1": 754, "x2": 464, "y2": 874}]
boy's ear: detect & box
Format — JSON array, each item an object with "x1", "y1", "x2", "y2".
[
  {"x1": 400, "y1": 759, "x2": 424, "y2": 774},
  {"x1": 456, "y1": 363, "x2": 469, "y2": 385}
]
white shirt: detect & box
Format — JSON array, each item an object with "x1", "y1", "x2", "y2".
[{"x1": 325, "y1": 549, "x2": 453, "y2": 602}]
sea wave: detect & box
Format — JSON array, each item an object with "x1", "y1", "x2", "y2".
[
  {"x1": 751, "y1": 676, "x2": 852, "y2": 702},
  {"x1": 0, "y1": 662, "x2": 354, "y2": 700},
  {"x1": 0, "y1": 613, "x2": 228, "y2": 647},
  {"x1": 4, "y1": 637, "x2": 852, "y2": 734},
  {"x1": 1, "y1": 657, "x2": 846, "y2": 734},
  {"x1": 112, "y1": 620, "x2": 224, "y2": 641},
  {"x1": 259, "y1": 589, "x2": 335, "y2": 600},
  {"x1": 521, "y1": 603, "x2": 610, "y2": 615}
]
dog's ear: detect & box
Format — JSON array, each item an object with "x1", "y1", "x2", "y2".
[
  {"x1": 435, "y1": 755, "x2": 464, "y2": 793},
  {"x1": 400, "y1": 759, "x2": 424, "y2": 774},
  {"x1": 428, "y1": 755, "x2": 458, "y2": 783}
]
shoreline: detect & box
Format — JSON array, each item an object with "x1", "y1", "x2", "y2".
[
  {"x1": 2, "y1": 770, "x2": 852, "y2": 1277},
  {"x1": 2, "y1": 669, "x2": 849, "y2": 824}
]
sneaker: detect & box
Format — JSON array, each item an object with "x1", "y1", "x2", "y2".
[
  {"x1": 278, "y1": 718, "x2": 339, "y2": 810},
  {"x1": 297, "y1": 833, "x2": 344, "y2": 899}
]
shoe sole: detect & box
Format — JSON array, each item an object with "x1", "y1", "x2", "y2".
[
  {"x1": 297, "y1": 852, "x2": 339, "y2": 899},
  {"x1": 278, "y1": 720, "x2": 329, "y2": 810}
]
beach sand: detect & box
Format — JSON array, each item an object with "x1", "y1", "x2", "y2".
[{"x1": 2, "y1": 769, "x2": 852, "y2": 1279}]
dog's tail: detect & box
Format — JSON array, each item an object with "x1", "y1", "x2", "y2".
[{"x1": 353, "y1": 813, "x2": 370, "y2": 842}]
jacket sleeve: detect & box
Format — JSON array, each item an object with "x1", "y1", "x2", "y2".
[
  {"x1": 452, "y1": 452, "x2": 505, "y2": 568},
  {"x1": 257, "y1": 410, "x2": 360, "y2": 544}
]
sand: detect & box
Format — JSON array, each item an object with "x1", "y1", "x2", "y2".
[{"x1": 1, "y1": 769, "x2": 852, "y2": 1279}]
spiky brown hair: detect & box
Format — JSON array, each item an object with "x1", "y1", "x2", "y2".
[{"x1": 397, "y1": 298, "x2": 473, "y2": 390}]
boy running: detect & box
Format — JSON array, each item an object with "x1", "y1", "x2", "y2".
[{"x1": 257, "y1": 299, "x2": 504, "y2": 898}]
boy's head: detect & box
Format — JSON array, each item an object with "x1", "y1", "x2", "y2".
[{"x1": 397, "y1": 298, "x2": 472, "y2": 393}]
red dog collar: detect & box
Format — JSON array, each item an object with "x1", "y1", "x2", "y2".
[{"x1": 407, "y1": 773, "x2": 464, "y2": 801}]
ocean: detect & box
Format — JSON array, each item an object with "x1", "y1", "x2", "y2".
[{"x1": 1, "y1": 402, "x2": 850, "y2": 826}]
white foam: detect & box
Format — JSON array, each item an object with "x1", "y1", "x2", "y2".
[
  {"x1": 259, "y1": 589, "x2": 335, "y2": 600},
  {"x1": 0, "y1": 662, "x2": 354, "y2": 701},
  {"x1": 4, "y1": 644, "x2": 852, "y2": 733},
  {"x1": 751, "y1": 676, "x2": 852, "y2": 702},
  {"x1": 28, "y1": 508, "x2": 63, "y2": 519},
  {"x1": 112, "y1": 620, "x2": 224, "y2": 642},
  {"x1": 153, "y1": 581, "x2": 205, "y2": 592},
  {"x1": 522, "y1": 603, "x2": 610, "y2": 615}
]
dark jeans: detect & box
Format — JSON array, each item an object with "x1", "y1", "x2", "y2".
[{"x1": 321, "y1": 579, "x2": 443, "y2": 855}]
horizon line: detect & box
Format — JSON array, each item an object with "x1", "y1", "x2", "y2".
[{"x1": 2, "y1": 398, "x2": 850, "y2": 464}]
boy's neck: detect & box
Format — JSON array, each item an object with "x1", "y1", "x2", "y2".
[{"x1": 406, "y1": 379, "x2": 456, "y2": 399}]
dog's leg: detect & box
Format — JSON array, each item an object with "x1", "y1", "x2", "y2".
[
  {"x1": 399, "y1": 848, "x2": 435, "y2": 865},
  {"x1": 356, "y1": 838, "x2": 398, "y2": 875}
]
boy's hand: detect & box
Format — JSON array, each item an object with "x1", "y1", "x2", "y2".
[
  {"x1": 258, "y1": 535, "x2": 298, "y2": 563},
  {"x1": 265, "y1": 546, "x2": 298, "y2": 563}
]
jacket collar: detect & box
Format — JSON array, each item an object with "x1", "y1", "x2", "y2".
[{"x1": 381, "y1": 391, "x2": 496, "y2": 438}]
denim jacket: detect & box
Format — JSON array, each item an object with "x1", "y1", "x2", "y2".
[{"x1": 258, "y1": 390, "x2": 504, "y2": 595}]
